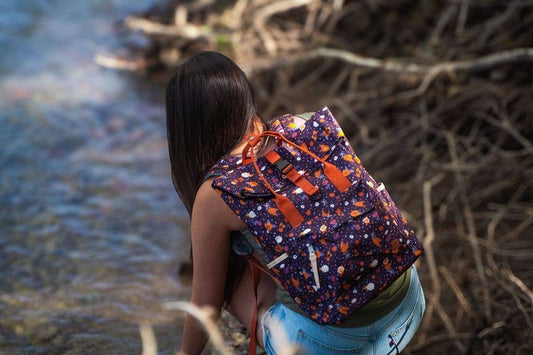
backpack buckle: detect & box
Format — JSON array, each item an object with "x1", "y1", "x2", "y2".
[{"x1": 273, "y1": 158, "x2": 292, "y2": 173}]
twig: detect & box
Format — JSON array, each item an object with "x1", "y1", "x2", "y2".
[
  {"x1": 430, "y1": 4, "x2": 457, "y2": 45},
  {"x1": 419, "y1": 173, "x2": 445, "y2": 340},
  {"x1": 164, "y1": 301, "x2": 233, "y2": 355},
  {"x1": 393, "y1": 67, "x2": 443, "y2": 100},
  {"x1": 124, "y1": 16, "x2": 205, "y2": 39},
  {"x1": 231, "y1": 0, "x2": 249, "y2": 29},
  {"x1": 479, "y1": 112, "x2": 532, "y2": 149},
  {"x1": 139, "y1": 324, "x2": 158, "y2": 355},
  {"x1": 446, "y1": 132, "x2": 491, "y2": 322},
  {"x1": 253, "y1": 0, "x2": 313, "y2": 54},
  {"x1": 439, "y1": 265, "x2": 476, "y2": 320},
  {"x1": 174, "y1": 5, "x2": 188, "y2": 27},
  {"x1": 501, "y1": 216, "x2": 533, "y2": 242},
  {"x1": 478, "y1": 0, "x2": 521, "y2": 46},
  {"x1": 477, "y1": 321, "x2": 507, "y2": 338},
  {"x1": 497, "y1": 270, "x2": 533, "y2": 330},
  {"x1": 314, "y1": 47, "x2": 533, "y2": 99},
  {"x1": 94, "y1": 53, "x2": 149, "y2": 71},
  {"x1": 243, "y1": 47, "x2": 533, "y2": 96},
  {"x1": 486, "y1": 209, "x2": 506, "y2": 274},
  {"x1": 327, "y1": 65, "x2": 353, "y2": 96},
  {"x1": 254, "y1": 0, "x2": 313, "y2": 22},
  {"x1": 435, "y1": 300, "x2": 466, "y2": 352},
  {"x1": 254, "y1": 21, "x2": 276, "y2": 54},
  {"x1": 303, "y1": 0, "x2": 320, "y2": 35},
  {"x1": 502, "y1": 268, "x2": 533, "y2": 306},
  {"x1": 324, "y1": 0, "x2": 347, "y2": 34},
  {"x1": 190, "y1": 0, "x2": 216, "y2": 12},
  {"x1": 312, "y1": 47, "x2": 533, "y2": 73},
  {"x1": 456, "y1": 0, "x2": 470, "y2": 36}
]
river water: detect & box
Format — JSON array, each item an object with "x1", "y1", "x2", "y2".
[{"x1": 0, "y1": 0, "x2": 191, "y2": 353}]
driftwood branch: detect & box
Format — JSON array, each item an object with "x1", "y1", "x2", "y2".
[
  {"x1": 446, "y1": 133, "x2": 491, "y2": 322},
  {"x1": 243, "y1": 47, "x2": 533, "y2": 74},
  {"x1": 124, "y1": 16, "x2": 206, "y2": 39},
  {"x1": 241, "y1": 47, "x2": 533, "y2": 99},
  {"x1": 439, "y1": 265, "x2": 476, "y2": 320},
  {"x1": 94, "y1": 53, "x2": 151, "y2": 71},
  {"x1": 418, "y1": 173, "x2": 445, "y2": 342},
  {"x1": 253, "y1": 0, "x2": 313, "y2": 54},
  {"x1": 254, "y1": 0, "x2": 313, "y2": 22}
]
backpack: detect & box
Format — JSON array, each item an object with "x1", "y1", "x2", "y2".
[{"x1": 210, "y1": 106, "x2": 423, "y2": 327}]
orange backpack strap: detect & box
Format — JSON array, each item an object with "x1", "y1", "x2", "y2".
[
  {"x1": 246, "y1": 259, "x2": 261, "y2": 355},
  {"x1": 244, "y1": 255, "x2": 283, "y2": 355}
]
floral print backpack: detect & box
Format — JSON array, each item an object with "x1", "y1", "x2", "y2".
[{"x1": 209, "y1": 107, "x2": 423, "y2": 349}]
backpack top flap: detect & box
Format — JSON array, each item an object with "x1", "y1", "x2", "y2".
[
  {"x1": 210, "y1": 106, "x2": 376, "y2": 240},
  {"x1": 209, "y1": 106, "x2": 423, "y2": 325},
  {"x1": 210, "y1": 106, "x2": 362, "y2": 197}
]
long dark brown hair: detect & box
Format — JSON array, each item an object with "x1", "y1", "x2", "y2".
[{"x1": 165, "y1": 51, "x2": 257, "y2": 301}]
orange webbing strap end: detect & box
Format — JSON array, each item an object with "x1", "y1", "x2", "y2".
[
  {"x1": 274, "y1": 193, "x2": 304, "y2": 227},
  {"x1": 247, "y1": 139, "x2": 304, "y2": 228},
  {"x1": 322, "y1": 161, "x2": 351, "y2": 192}
]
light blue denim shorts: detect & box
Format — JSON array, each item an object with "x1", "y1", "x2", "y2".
[{"x1": 261, "y1": 266, "x2": 425, "y2": 355}]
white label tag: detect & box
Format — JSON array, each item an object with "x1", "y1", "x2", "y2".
[{"x1": 267, "y1": 253, "x2": 288, "y2": 269}]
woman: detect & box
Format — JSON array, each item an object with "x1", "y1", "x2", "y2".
[{"x1": 166, "y1": 51, "x2": 425, "y2": 355}]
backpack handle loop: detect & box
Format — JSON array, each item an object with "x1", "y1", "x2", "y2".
[
  {"x1": 241, "y1": 131, "x2": 351, "y2": 228},
  {"x1": 244, "y1": 133, "x2": 304, "y2": 228},
  {"x1": 243, "y1": 131, "x2": 351, "y2": 193}
]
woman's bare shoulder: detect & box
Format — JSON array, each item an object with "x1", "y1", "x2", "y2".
[{"x1": 192, "y1": 178, "x2": 244, "y2": 231}]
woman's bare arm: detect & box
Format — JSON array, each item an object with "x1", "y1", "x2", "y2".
[{"x1": 180, "y1": 180, "x2": 244, "y2": 355}]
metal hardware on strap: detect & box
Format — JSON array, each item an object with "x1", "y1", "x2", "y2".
[
  {"x1": 241, "y1": 130, "x2": 350, "y2": 227},
  {"x1": 274, "y1": 158, "x2": 291, "y2": 173},
  {"x1": 265, "y1": 150, "x2": 320, "y2": 197}
]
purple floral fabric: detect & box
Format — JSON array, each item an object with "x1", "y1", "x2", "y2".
[{"x1": 210, "y1": 107, "x2": 423, "y2": 325}]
